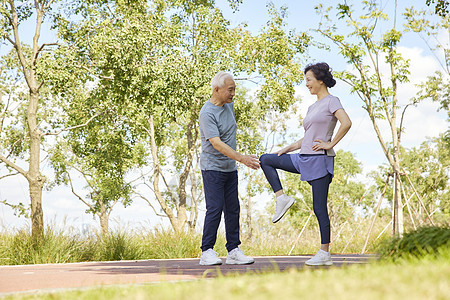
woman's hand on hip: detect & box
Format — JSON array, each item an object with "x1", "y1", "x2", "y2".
[{"x1": 312, "y1": 139, "x2": 332, "y2": 151}]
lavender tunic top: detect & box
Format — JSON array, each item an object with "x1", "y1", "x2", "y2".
[{"x1": 290, "y1": 95, "x2": 344, "y2": 181}]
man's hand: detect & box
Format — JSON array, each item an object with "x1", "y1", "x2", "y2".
[
  {"x1": 209, "y1": 137, "x2": 260, "y2": 169},
  {"x1": 240, "y1": 154, "x2": 260, "y2": 170}
]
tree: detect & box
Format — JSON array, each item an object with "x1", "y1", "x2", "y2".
[
  {"x1": 314, "y1": 1, "x2": 439, "y2": 236},
  {"x1": 0, "y1": 0, "x2": 61, "y2": 238},
  {"x1": 370, "y1": 135, "x2": 449, "y2": 228},
  {"x1": 401, "y1": 136, "x2": 449, "y2": 223},
  {"x1": 52, "y1": 0, "x2": 202, "y2": 233},
  {"x1": 425, "y1": 0, "x2": 449, "y2": 17},
  {"x1": 404, "y1": 6, "x2": 449, "y2": 131},
  {"x1": 48, "y1": 111, "x2": 147, "y2": 237},
  {"x1": 53, "y1": 0, "x2": 311, "y2": 232}
]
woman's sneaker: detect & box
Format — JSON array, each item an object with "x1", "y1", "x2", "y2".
[
  {"x1": 199, "y1": 249, "x2": 222, "y2": 265},
  {"x1": 226, "y1": 247, "x2": 255, "y2": 265},
  {"x1": 272, "y1": 195, "x2": 295, "y2": 223},
  {"x1": 305, "y1": 249, "x2": 333, "y2": 266}
]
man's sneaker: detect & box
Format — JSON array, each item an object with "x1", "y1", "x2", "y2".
[
  {"x1": 272, "y1": 195, "x2": 295, "y2": 223},
  {"x1": 226, "y1": 247, "x2": 255, "y2": 265},
  {"x1": 199, "y1": 249, "x2": 222, "y2": 266},
  {"x1": 305, "y1": 249, "x2": 333, "y2": 266}
]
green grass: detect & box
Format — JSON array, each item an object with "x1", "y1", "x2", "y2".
[
  {"x1": 0, "y1": 221, "x2": 445, "y2": 266},
  {"x1": 3, "y1": 246, "x2": 449, "y2": 300},
  {"x1": 0, "y1": 228, "x2": 88, "y2": 265},
  {"x1": 377, "y1": 225, "x2": 450, "y2": 260},
  {"x1": 1, "y1": 225, "x2": 449, "y2": 299}
]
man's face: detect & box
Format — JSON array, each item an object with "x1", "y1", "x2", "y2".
[{"x1": 216, "y1": 78, "x2": 236, "y2": 104}]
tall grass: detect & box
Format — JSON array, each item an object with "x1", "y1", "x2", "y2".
[
  {"x1": 0, "y1": 227, "x2": 87, "y2": 265},
  {"x1": 0, "y1": 226, "x2": 205, "y2": 265},
  {"x1": 1, "y1": 217, "x2": 444, "y2": 265},
  {"x1": 243, "y1": 214, "x2": 393, "y2": 256}
]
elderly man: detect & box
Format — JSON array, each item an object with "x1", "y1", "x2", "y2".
[{"x1": 198, "y1": 71, "x2": 260, "y2": 265}]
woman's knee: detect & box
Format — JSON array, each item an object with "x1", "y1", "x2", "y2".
[
  {"x1": 313, "y1": 203, "x2": 328, "y2": 218},
  {"x1": 259, "y1": 153, "x2": 271, "y2": 166}
]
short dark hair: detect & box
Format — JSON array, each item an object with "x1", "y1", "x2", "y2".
[{"x1": 304, "y1": 62, "x2": 336, "y2": 88}]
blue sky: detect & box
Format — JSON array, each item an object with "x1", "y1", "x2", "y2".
[{"x1": 0, "y1": 0, "x2": 448, "y2": 231}]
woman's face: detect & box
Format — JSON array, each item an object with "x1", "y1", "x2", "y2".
[{"x1": 305, "y1": 70, "x2": 323, "y2": 95}]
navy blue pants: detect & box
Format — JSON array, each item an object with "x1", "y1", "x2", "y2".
[
  {"x1": 260, "y1": 154, "x2": 332, "y2": 244},
  {"x1": 201, "y1": 170, "x2": 241, "y2": 252}
]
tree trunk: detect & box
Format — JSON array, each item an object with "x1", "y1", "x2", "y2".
[
  {"x1": 28, "y1": 90, "x2": 45, "y2": 238},
  {"x1": 246, "y1": 194, "x2": 253, "y2": 239},
  {"x1": 188, "y1": 168, "x2": 200, "y2": 230},
  {"x1": 5, "y1": 0, "x2": 47, "y2": 239},
  {"x1": 393, "y1": 171, "x2": 403, "y2": 236},
  {"x1": 176, "y1": 117, "x2": 197, "y2": 232},
  {"x1": 99, "y1": 202, "x2": 109, "y2": 238},
  {"x1": 147, "y1": 115, "x2": 183, "y2": 232}
]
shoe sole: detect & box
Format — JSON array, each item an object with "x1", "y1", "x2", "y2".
[
  {"x1": 272, "y1": 199, "x2": 295, "y2": 223},
  {"x1": 225, "y1": 259, "x2": 255, "y2": 265},
  {"x1": 199, "y1": 261, "x2": 222, "y2": 266},
  {"x1": 305, "y1": 261, "x2": 333, "y2": 266}
]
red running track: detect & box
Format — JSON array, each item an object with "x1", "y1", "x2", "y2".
[{"x1": 0, "y1": 254, "x2": 375, "y2": 296}]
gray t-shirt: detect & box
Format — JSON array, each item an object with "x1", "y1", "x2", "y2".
[
  {"x1": 199, "y1": 100, "x2": 237, "y2": 172},
  {"x1": 300, "y1": 95, "x2": 344, "y2": 156}
]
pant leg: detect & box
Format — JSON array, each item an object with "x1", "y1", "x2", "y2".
[
  {"x1": 260, "y1": 153, "x2": 300, "y2": 192},
  {"x1": 201, "y1": 170, "x2": 225, "y2": 251},
  {"x1": 222, "y1": 171, "x2": 241, "y2": 252},
  {"x1": 309, "y1": 173, "x2": 332, "y2": 244}
]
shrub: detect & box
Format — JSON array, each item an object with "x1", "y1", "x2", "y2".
[
  {"x1": 96, "y1": 230, "x2": 145, "y2": 261},
  {"x1": 378, "y1": 225, "x2": 450, "y2": 260},
  {"x1": 0, "y1": 227, "x2": 85, "y2": 265},
  {"x1": 140, "y1": 228, "x2": 203, "y2": 259}
]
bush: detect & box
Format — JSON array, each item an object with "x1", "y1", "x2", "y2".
[
  {"x1": 378, "y1": 225, "x2": 450, "y2": 260},
  {"x1": 0, "y1": 227, "x2": 85, "y2": 265},
  {"x1": 140, "y1": 228, "x2": 203, "y2": 259},
  {"x1": 96, "y1": 230, "x2": 145, "y2": 261}
]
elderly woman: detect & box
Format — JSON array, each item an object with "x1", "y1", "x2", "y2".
[{"x1": 260, "y1": 62, "x2": 352, "y2": 266}]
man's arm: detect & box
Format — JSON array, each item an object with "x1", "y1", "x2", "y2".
[{"x1": 209, "y1": 137, "x2": 260, "y2": 170}]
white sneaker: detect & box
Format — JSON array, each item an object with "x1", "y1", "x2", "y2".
[
  {"x1": 305, "y1": 249, "x2": 333, "y2": 266},
  {"x1": 272, "y1": 195, "x2": 295, "y2": 223},
  {"x1": 199, "y1": 249, "x2": 222, "y2": 265},
  {"x1": 226, "y1": 247, "x2": 255, "y2": 265}
]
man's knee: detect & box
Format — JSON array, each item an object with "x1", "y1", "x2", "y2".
[{"x1": 206, "y1": 201, "x2": 223, "y2": 211}]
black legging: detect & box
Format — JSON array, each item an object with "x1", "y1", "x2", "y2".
[{"x1": 260, "y1": 154, "x2": 331, "y2": 244}]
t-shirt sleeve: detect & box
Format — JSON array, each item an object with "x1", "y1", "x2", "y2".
[
  {"x1": 329, "y1": 96, "x2": 344, "y2": 114},
  {"x1": 199, "y1": 112, "x2": 220, "y2": 141}
]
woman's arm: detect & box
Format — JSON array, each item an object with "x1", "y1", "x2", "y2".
[
  {"x1": 275, "y1": 138, "x2": 303, "y2": 156},
  {"x1": 312, "y1": 109, "x2": 352, "y2": 151}
]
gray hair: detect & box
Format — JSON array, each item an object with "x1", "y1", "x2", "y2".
[{"x1": 211, "y1": 71, "x2": 234, "y2": 91}]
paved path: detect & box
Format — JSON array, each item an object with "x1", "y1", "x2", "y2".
[{"x1": 0, "y1": 254, "x2": 375, "y2": 296}]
